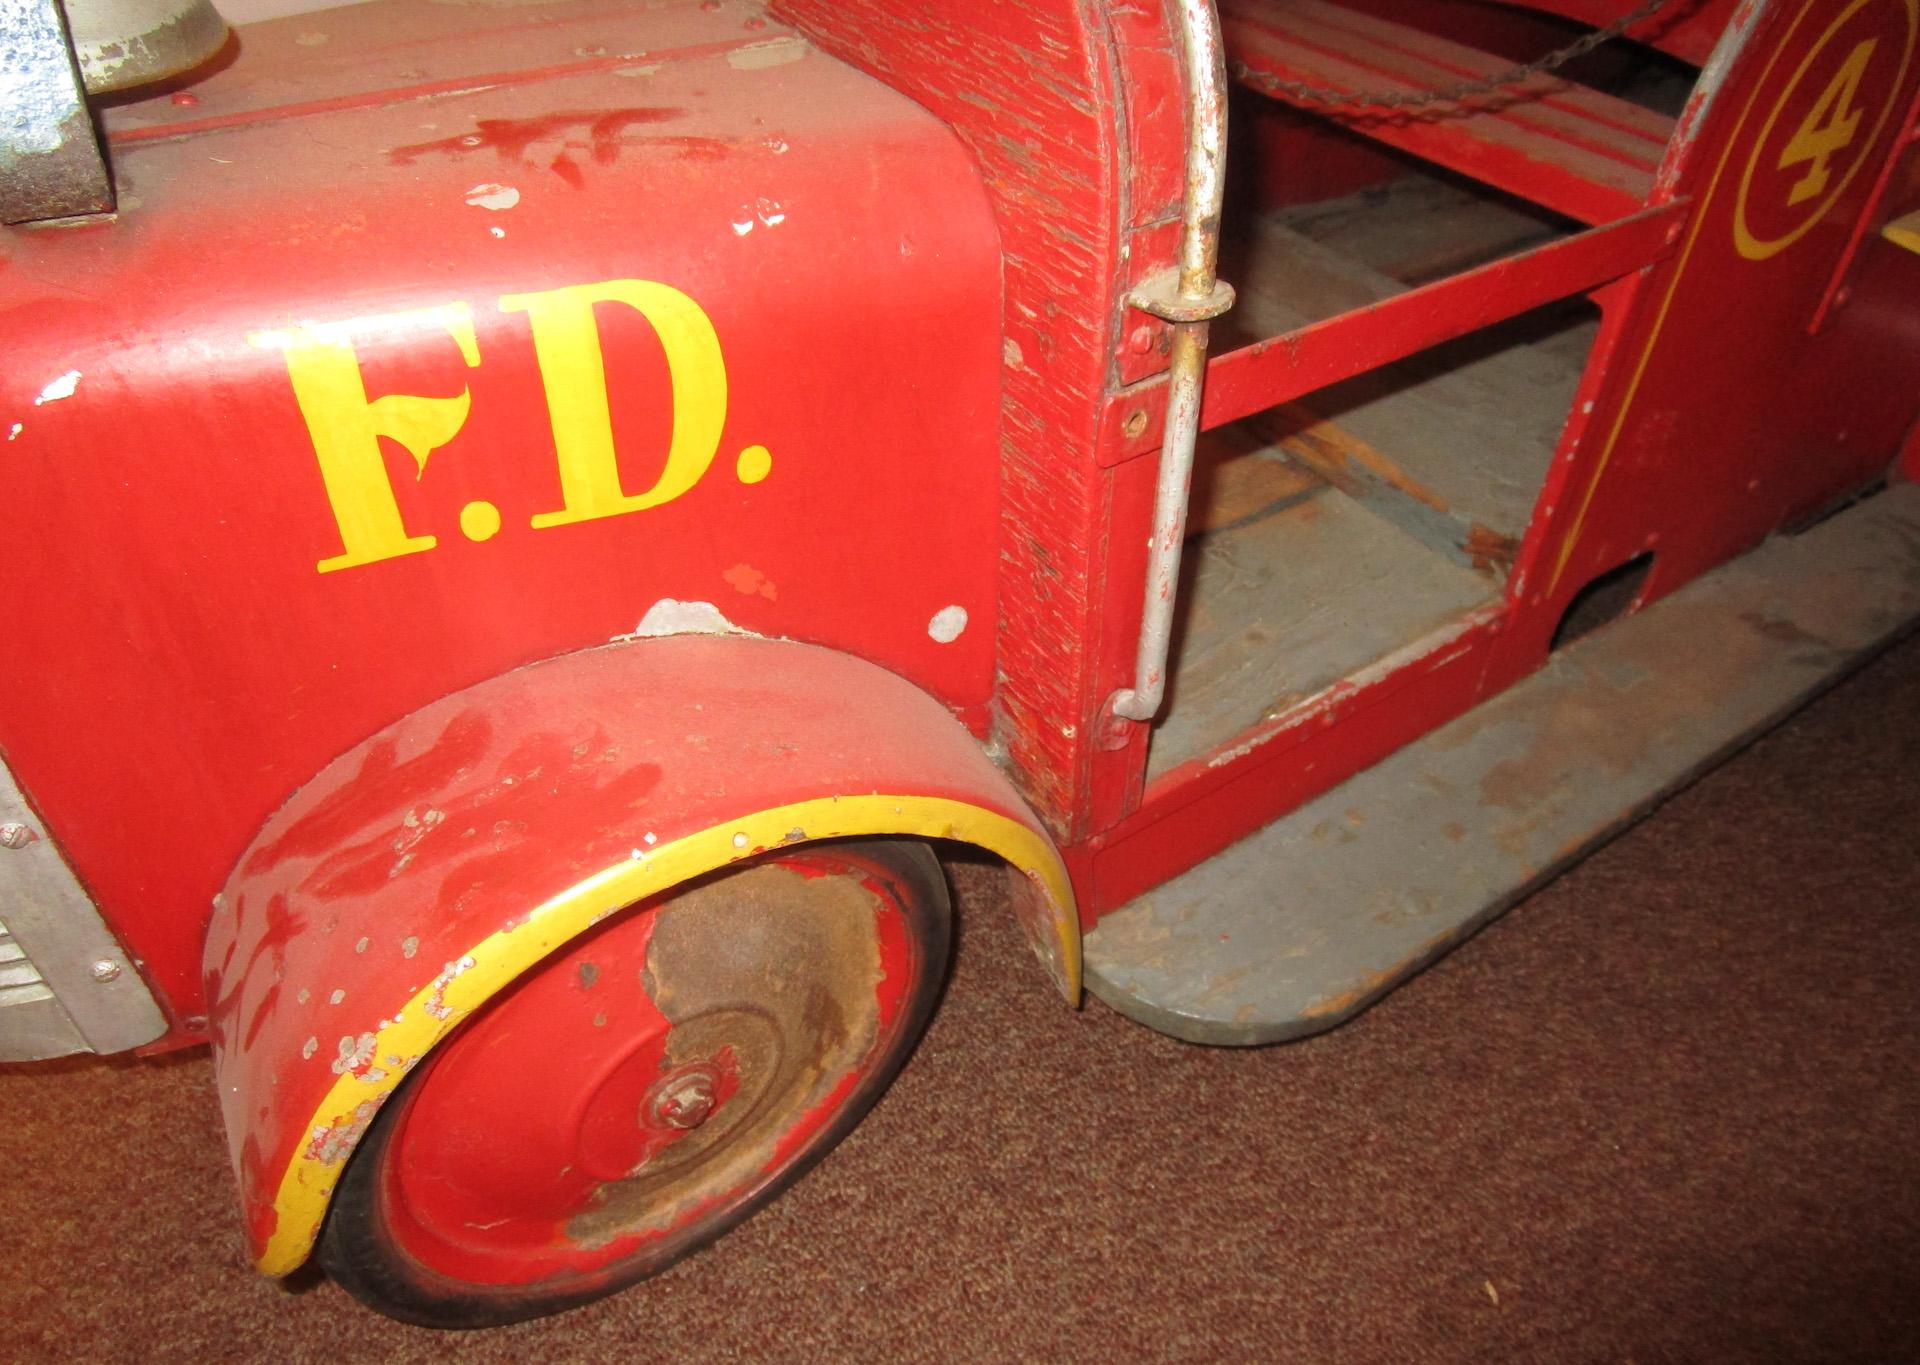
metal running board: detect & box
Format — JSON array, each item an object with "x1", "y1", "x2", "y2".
[{"x1": 1086, "y1": 483, "x2": 1920, "y2": 1046}]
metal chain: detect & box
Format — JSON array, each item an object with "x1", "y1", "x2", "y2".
[{"x1": 1231, "y1": 0, "x2": 1678, "y2": 109}]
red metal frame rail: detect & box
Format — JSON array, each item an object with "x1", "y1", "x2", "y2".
[
  {"x1": 1221, "y1": 0, "x2": 1677, "y2": 226},
  {"x1": 1101, "y1": 200, "x2": 1684, "y2": 465}
]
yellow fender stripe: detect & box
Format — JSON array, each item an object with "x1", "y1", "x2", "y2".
[{"x1": 260, "y1": 793, "x2": 1075, "y2": 1274}]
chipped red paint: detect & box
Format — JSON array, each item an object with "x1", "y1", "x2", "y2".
[
  {"x1": 1, "y1": 0, "x2": 1002, "y2": 1020},
  {"x1": 6, "y1": 0, "x2": 1920, "y2": 1296},
  {"x1": 373, "y1": 904, "x2": 680, "y2": 1286},
  {"x1": 1080, "y1": 0, "x2": 1920, "y2": 919},
  {"x1": 203, "y1": 636, "x2": 1047, "y2": 1263},
  {"x1": 301, "y1": 842, "x2": 917, "y2": 1289},
  {"x1": 770, "y1": 0, "x2": 1128, "y2": 837}
]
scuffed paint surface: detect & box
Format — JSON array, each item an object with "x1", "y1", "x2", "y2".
[{"x1": 725, "y1": 36, "x2": 808, "y2": 70}]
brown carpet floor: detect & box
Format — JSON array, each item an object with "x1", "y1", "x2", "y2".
[{"x1": 6, "y1": 637, "x2": 1918, "y2": 1363}]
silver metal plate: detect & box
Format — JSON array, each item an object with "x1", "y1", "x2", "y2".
[{"x1": 1, "y1": 758, "x2": 168, "y2": 1060}]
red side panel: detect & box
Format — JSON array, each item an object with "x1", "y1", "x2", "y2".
[
  {"x1": 1527, "y1": 0, "x2": 1920, "y2": 611},
  {"x1": 0, "y1": 0, "x2": 1004, "y2": 1026}
]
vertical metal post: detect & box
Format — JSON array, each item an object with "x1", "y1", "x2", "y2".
[{"x1": 1108, "y1": 0, "x2": 1235, "y2": 724}]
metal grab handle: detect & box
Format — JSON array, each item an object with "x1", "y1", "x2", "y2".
[{"x1": 1108, "y1": 0, "x2": 1235, "y2": 724}]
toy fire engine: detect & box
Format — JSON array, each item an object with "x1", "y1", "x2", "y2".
[{"x1": 4, "y1": 0, "x2": 1917, "y2": 1326}]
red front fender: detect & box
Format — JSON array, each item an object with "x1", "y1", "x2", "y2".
[{"x1": 203, "y1": 635, "x2": 1076, "y2": 1275}]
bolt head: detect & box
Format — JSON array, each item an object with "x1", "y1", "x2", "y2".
[
  {"x1": 89, "y1": 959, "x2": 122, "y2": 983},
  {"x1": 650, "y1": 1071, "x2": 718, "y2": 1130},
  {"x1": 0, "y1": 823, "x2": 32, "y2": 849}
]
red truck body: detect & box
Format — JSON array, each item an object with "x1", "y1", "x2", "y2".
[{"x1": 4, "y1": 0, "x2": 1918, "y2": 1325}]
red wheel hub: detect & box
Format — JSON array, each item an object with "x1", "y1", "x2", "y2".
[{"x1": 370, "y1": 848, "x2": 920, "y2": 1290}]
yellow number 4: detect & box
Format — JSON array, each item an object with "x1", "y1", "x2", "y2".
[{"x1": 1779, "y1": 38, "x2": 1879, "y2": 207}]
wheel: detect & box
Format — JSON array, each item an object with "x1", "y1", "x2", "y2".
[{"x1": 317, "y1": 838, "x2": 950, "y2": 1327}]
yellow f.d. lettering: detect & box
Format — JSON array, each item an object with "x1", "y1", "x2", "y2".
[
  {"x1": 251, "y1": 305, "x2": 482, "y2": 573},
  {"x1": 500, "y1": 280, "x2": 726, "y2": 529}
]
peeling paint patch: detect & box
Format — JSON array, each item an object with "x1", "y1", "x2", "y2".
[
  {"x1": 1003, "y1": 337, "x2": 1025, "y2": 369},
  {"x1": 301, "y1": 1036, "x2": 318, "y2": 1060},
  {"x1": 328, "y1": 988, "x2": 346, "y2": 1005},
  {"x1": 425, "y1": 955, "x2": 477, "y2": 1019},
  {"x1": 401, "y1": 935, "x2": 420, "y2": 959},
  {"x1": 928, "y1": 605, "x2": 969, "y2": 643},
  {"x1": 294, "y1": 31, "x2": 329, "y2": 46},
  {"x1": 464, "y1": 182, "x2": 520, "y2": 210},
  {"x1": 621, "y1": 598, "x2": 743, "y2": 640},
  {"x1": 615, "y1": 62, "x2": 663, "y2": 77},
  {"x1": 305, "y1": 1098, "x2": 382, "y2": 1165},
  {"x1": 34, "y1": 371, "x2": 80, "y2": 405},
  {"x1": 330, "y1": 1032, "x2": 377, "y2": 1075},
  {"x1": 726, "y1": 36, "x2": 808, "y2": 69},
  {"x1": 7, "y1": 423, "x2": 21, "y2": 441}
]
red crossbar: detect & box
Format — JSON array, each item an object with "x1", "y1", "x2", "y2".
[{"x1": 1100, "y1": 200, "x2": 1685, "y2": 466}]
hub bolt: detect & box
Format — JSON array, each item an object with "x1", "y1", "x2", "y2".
[
  {"x1": 650, "y1": 1071, "x2": 718, "y2": 1130},
  {"x1": 0, "y1": 823, "x2": 33, "y2": 850}
]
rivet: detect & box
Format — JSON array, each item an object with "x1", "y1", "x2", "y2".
[
  {"x1": 90, "y1": 959, "x2": 122, "y2": 983},
  {"x1": 0, "y1": 823, "x2": 32, "y2": 849}
]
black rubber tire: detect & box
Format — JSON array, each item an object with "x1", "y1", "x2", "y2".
[{"x1": 316, "y1": 838, "x2": 951, "y2": 1328}]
